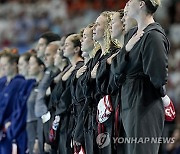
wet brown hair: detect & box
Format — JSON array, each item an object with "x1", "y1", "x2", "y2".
[
  {"x1": 20, "y1": 52, "x2": 33, "y2": 62},
  {"x1": 70, "y1": 34, "x2": 83, "y2": 57},
  {"x1": 1, "y1": 52, "x2": 19, "y2": 65},
  {"x1": 140, "y1": 0, "x2": 161, "y2": 14}
]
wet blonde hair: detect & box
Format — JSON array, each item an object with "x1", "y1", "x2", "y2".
[
  {"x1": 102, "y1": 11, "x2": 112, "y2": 54},
  {"x1": 150, "y1": 0, "x2": 161, "y2": 6},
  {"x1": 94, "y1": 11, "x2": 112, "y2": 55},
  {"x1": 80, "y1": 28, "x2": 85, "y2": 38}
]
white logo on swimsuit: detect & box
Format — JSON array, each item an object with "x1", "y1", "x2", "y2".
[{"x1": 165, "y1": 107, "x2": 175, "y2": 117}]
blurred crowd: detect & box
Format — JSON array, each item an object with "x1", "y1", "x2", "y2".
[
  {"x1": 0, "y1": 0, "x2": 128, "y2": 50},
  {"x1": 0, "y1": 0, "x2": 179, "y2": 154}
]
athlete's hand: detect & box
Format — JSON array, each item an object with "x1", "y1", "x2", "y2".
[
  {"x1": 91, "y1": 62, "x2": 99, "y2": 79},
  {"x1": 62, "y1": 65, "x2": 76, "y2": 81},
  {"x1": 125, "y1": 31, "x2": 144, "y2": 52},
  {"x1": 107, "y1": 51, "x2": 119, "y2": 64},
  {"x1": 76, "y1": 65, "x2": 87, "y2": 78},
  {"x1": 33, "y1": 139, "x2": 39, "y2": 154}
]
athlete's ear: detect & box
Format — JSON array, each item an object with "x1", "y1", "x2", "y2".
[{"x1": 140, "y1": 1, "x2": 145, "y2": 8}]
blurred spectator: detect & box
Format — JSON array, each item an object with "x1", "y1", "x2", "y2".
[{"x1": 0, "y1": 0, "x2": 128, "y2": 53}]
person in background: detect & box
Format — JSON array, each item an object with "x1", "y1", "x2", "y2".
[
  {"x1": 47, "y1": 40, "x2": 70, "y2": 153},
  {"x1": 54, "y1": 33, "x2": 84, "y2": 154},
  {"x1": 72, "y1": 23, "x2": 96, "y2": 152},
  {"x1": 0, "y1": 52, "x2": 25, "y2": 154},
  {"x1": 53, "y1": 37, "x2": 69, "y2": 84},
  {"x1": 18, "y1": 52, "x2": 32, "y2": 78},
  {"x1": 36, "y1": 32, "x2": 60, "y2": 62},
  {"x1": 27, "y1": 55, "x2": 45, "y2": 154},
  {"x1": 0, "y1": 51, "x2": 6, "y2": 79},
  {"x1": 0, "y1": 50, "x2": 8, "y2": 93},
  {"x1": 35, "y1": 41, "x2": 60, "y2": 154}
]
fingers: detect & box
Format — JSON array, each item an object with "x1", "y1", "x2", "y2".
[
  {"x1": 93, "y1": 63, "x2": 99, "y2": 72},
  {"x1": 44, "y1": 143, "x2": 51, "y2": 152},
  {"x1": 131, "y1": 31, "x2": 144, "y2": 41},
  {"x1": 12, "y1": 143, "x2": 18, "y2": 154},
  {"x1": 107, "y1": 56, "x2": 113, "y2": 64},
  {"x1": 72, "y1": 65, "x2": 76, "y2": 70},
  {"x1": 133, "y1": 31, "x2": 144, "y2": 39},
  {"x1": 111, "y1": 52, "x2": 119, "y2": 58},
  {"x1": 76, "y1": 72, "x2": 84, "y2": 78},
  {"x1": 33, "y1": 140, "x2": 39, "y2": 153},
  {"x1": 91, "y1": 63, "x2": 99, "y2": 78},
  {"x1": 76, "y1": 66, "x2": 87, "y2": 78},
  {"x1": 81, "y1": 65, "x2": 87, "y2": 72},
  {"x1": 94, "y1": 62, "x2": 100, "y2": 69},
  {"x1": 133, "y1": 31, "x2": 144, "y2": 37},
  {"x1": 107, "y1": 57, "x2": 112, "y2": 64},
  {"x1": 107, "y1": 52, "x2": 119, "y2": 64},
  {"x1": 139, "y1": 31, "x2": 144, "y2": 36},
  {"x1": 126, "y1": 31, "x2": 144, "y2": 51},
  {"x1": 5, "y1": 122, "x2": 11, "y2": 130},
  {"x1": 79, "y1": 66, "x2": 87, "y2": 72}
]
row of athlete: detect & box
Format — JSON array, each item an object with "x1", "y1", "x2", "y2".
[
  {"x1": 0, "y1": 4, "x2": 176, "y2": 154},
  {"x1": 44, "y1": 8, "x2": 175, "y2": 154}
]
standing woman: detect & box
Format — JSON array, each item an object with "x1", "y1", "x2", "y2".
[
  {"x1": 72, "y1": 23, "x2": 99, "y2": 152},
  {"x1": 82, "y1": 11, "x2": 119, "y2": 154},
  {"x1": 14, "y1": 52, "x2": 36, "y2": 154},
  {"x1": 93, "y1": 11, "x2": 125, "y2": 154},
  {"x1": 111, "y1": 10, "x2": 125, "y2": 47},
  {"x1": 0, "y1": 51, "x2": 6, "y2": 79},
  {"x1": 26, "y1": 55, "x2": 45, "y2": 154},
  {"x1": 0, "y1": 51, "x2": 7, "y2": 92},
  {"x1": 77, "y1": 11, "x2": 113, "y2": 154},
  {"x1": 47, "y1": 42, "x2": 70, "y2": 153},
  {"x1": 118, "y1": 0, "x2": 170, "y2": 153},
  {"x1": 72, "y1": 24, "x2": 95, "y2": 133},
  {"x1": 54, "y1": 34, "x2": 84, "y2": 154},
  {"x1": 53, "y1": 40, "x2": 69, "y2": 84},
  {"x1": 108, "y1": 5, "x2": 139, "y2": 88},
  {"x1": 0, "y1": 52, "x2": 25, "y2": 154},
  {"x1": 18, "y1": 52, "x2": 32, "y2": 78}
]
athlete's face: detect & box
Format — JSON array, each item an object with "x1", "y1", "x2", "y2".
[
  {"x1": 64, "y1": 35, "x2": 77, "y2": 58},
  {"x1": 18, "y1": 56, "x2": 29, "y2": 77},
  {"x1": 28, "y1": 56, "x2": 42, "y2": 76},
  {"x1": 0, "y1": 57, "x2": 5, "y2": 77},
  {"x1": 111, "y1": 12, "x2": 124, "y2": 39},
  {"x1": 44, "y1": 45, "x2": 57, "y2": 68},
  {"x1": 1, "y1": 57, "x2": 16, "y2": 77},
  {"x1": 81, "y1": 27, "x2": 94, "y2": 53},
  {"x1": 121, "y1": 5, "x2": 136, "y2": 33},
  {"x1": 126, "y1": 0, "x2": 143, "y2": 19},
  {"x1": 54, "y1": 47, "x2": 66, "y2": 67},
  {"x1": 93, "y1": 15, "x2": 106, "y2": 42},
  {"x1": 122, "y1": 6, "x2": 129, "y2": 32},
  {"x1": 36, "y1": 38, "x2": 47, "y2": 60}
]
